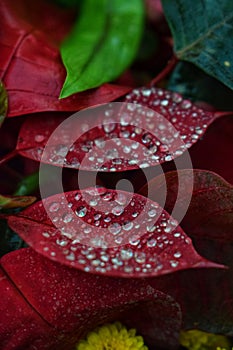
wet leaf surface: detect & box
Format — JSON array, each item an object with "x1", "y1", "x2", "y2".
[
  {"x1": 7, "y1": 188, "x2": 220, "y2": 278},
  {"x1": 15, "y1": 88, "x2": 216, "y2": 172}
]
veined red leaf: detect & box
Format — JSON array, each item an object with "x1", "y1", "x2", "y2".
[
  {"x1": 139, "y1": 169, "x2": 233, "y2": 267},
  {"x1": 7, "y1": 188, "x2": 221, "y2": 278},
  {"x1": 0, "y1": 248, "x2": 182, "y2": 349},
  {"x1": 15, "y1": 88, "x2": 217, "y2": 172},
  {"x1": 0, "y1": 0, "x2": 130, "y2": 117}
]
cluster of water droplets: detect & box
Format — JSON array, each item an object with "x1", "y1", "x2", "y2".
[
  {"x1": 25, "y1": 87, "x2": 213, "y2": 171},
  {"x1": 38, "y1": 187, "x2": 194, "y2": 276}
]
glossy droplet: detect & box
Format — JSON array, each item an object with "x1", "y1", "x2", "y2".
[
  {"x1": 35, "y1": 134, "x2": 45, "y2": 143},
  {"x1": 120, "y1": 248, "x2": 133, "y2": 260},
  {"x1": 75, "y1": 206, "x2": 87, "y2": 217},
  {"x1": 62, "y1": 213, "x2": 73, "y2": 223},
  {"x1": 112, "y1": 205, "x2": 124, "y2": 216},
  {"x1": 134, "y1": 252, "x2": 146, "y2": 264},
  {"x1": 108, "y1": 223, "x2": 122, "y2": 235},
  {"x1": 147, "y1": 238, "x2": 157, "y2": 247},
  {"x1": 49, "y1": 202, "x2": 60, "y2": 212},
  {"x1": 148, "y1": 209, "x2": 157, "y2": 218}
]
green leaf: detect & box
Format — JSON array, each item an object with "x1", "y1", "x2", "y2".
[
  {"x1": 162, "y1": 0, "x2": 233, "y2": 91},
  {"x1": 60, "y1": 0, "x2": 144, "y2": 98},
  {"x1": 0, "y1": 194, "x2": 36, "y2": 210},
  {"x1": 168, "y1": 61, "x2": 233, "y2": 110},
  {"x1": 14, "y1": 172, "x2": 39, "y2": 196},
  {"x1": 0, "y1": 81, "x2": 8, "y2": 127}
]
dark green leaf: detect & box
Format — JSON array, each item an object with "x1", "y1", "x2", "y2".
[
  {"x1": 162, "y1": 0, "x2": 233, "y2": 91},
  {"x1": 168, "y1": 61, "x2": 233, "y2": 110},
  {"x1": 14, "y1": 172, "x2": 39, "y2": 196},
  {"x1": 0, "y1": 81, "x2": 8, "y2": 127},
  {"x1": 60, "y1": 0, "x2": 144, "y2": 98}
]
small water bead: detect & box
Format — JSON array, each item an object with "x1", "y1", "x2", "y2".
[
  {"x1": 131, "y1": 142, "x2": 139, "y2": 150},
  {"x1": 66, "y1": 252, "x2": 75, "y2": 261},
  {"x1": 141, "y1": 89, "x2": 151, "y2": 97},
  {"x1": 42, "y1": 232, "x2": 50, "y2": 238},
  {"x1": 120, "y1": 112, "x2": 131, "y2": 126},
  {"x1": 123, "y1": 145, "x2": 131, "y2": 154},
  {"x1": 49, "y1": 202, "x2": 60, "y2": 212},
  {"x1": 74, "y1": 193, "x2": 81, "y2": 201},
  {"x1": 94, "y1": 138, "x2": 106, "y2": 149},
  {"x1": 56, "y1": 238, "x2": 68, "y2": 247},
  {"x1": 108, "y1": 221, "x2": 122, "y2": 235},
  {"x1": 147, "y1": 225, "x2": 156, "y2": 232},
  {"x1": 134, "y1": 252, "x2": 146, "y2": 264},
  {"x1": 164, "y1": 154, "x2": 173, "y2": 162},
  {"x1": 115, "y1": 193, "x2": 127, "y2": 206},
  {"x1": 115, "y1": 236, "x2": 123, "y2": 244},
  {"x1": 84, "y1": 227, "x2": 92, "y2": 234},
  {"x1": 62, "y1": 213, "x2": 73, "y2": 223},
  {"x1": 120, "y1": 248, "x2": 133, "y2": 260},
  {"x1": 160, "y1": 144, "x2": 169, "y2": 152},
  {"x1": 112, "y1": 205, "x2": 124, "y2": 216},
  {"x1": 75, "y1": 206, "x2": 87, "y2": 217},
  {"x1": 129, "y1": 235, "x2": 140, "y2": 246},
  {"x1": 181, "y1": 100, "x2": 192, "y2": 109},
  {"x1": 104, "y1": 216, "x2": 112, "y2": 223},
  {"x1": 89, "y1": 199, "x2": 98, "y2": 207},
  {"x1": 142, "y1": 133, "x2": 152, "y2": 144},
  {"x1": 170, "y1": 260, "x2": 179, "y2": 268},
  {"x1": 160, "y1": 100, "x2": 169, "y2": 106},
  {"x1": 35, "y1": 134, "x2": 45, "y2": 143},
  {"x1": 140, "y1": 162, "x2": 150, "y2": 168},
  {"x1": 174, "y1": 251, "x2": 182, "y2": 258},
  {"x1": 102, "y1": 192, "x2": 113, "y2": 201},
  {"x1": 55, "y1": 145, "x2": 69, "y2": 157},
  {"x1": 122, "y1": 221, "x2": 134, "y2": 231},
  {"x1": 106, "y1": 148, "x2": 119, "y2": 159},
  {"x1": 132, "y1": 212, "x2": 138, "y2": 218},
  {"x1": 148, "y1": 209, "x2": 157, "y2": 218},
  {"x1": 147, "y1": 238, "x2": 157, "y2": 247},
  {"x1": 103, "y1": 120, "x2": 116, "y2": 133},
  {"x1": 94, "y1": 213, "x2": 102, "y2": 221}
]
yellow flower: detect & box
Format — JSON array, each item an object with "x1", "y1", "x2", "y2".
[
  {"x1": 180, "y1": 329, "x2": 231, "y2": 350},
  {"x1": 76, "y1": 322, "x2": 148, "y2": 350}
]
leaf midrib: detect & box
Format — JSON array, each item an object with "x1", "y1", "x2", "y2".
[{"x1": 176, "y1": 11, "x2": 233, "y2": 58}]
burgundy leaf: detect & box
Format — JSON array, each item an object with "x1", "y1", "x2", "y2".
[
  {"x1": 1, "y1": 0, "x2": 130, "y2": 117},
  {"x1": 150, "y1": 268, "x2": 233, "y2": 336},
  {"x1": 7, "y1": 188, "x2": 221, "y2": 278},
  {"x1": 15, "y1": 88, "x2": 217, "y2": 172},
  {"x1": 139, "y1": 169, "x2": 233, "y2": 267},
  {"x1": 0, "y1": 248, "x2": 182, "y2": 349}
]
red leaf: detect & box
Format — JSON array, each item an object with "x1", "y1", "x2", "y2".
[
  {"x1": 1, "y1": 0, "x2": 130, "y2": 117},
  {"x1": 7, "y1": 188, "x2": 220, "y2": 278},
  {"x1": 0, "y1": 247, "x2": 182, "y2": 349},
  {"x1": 15, "y1": 88, "x2": 216, "y2": 172},
  {"x1": 150, "y1": 268, "x2": 233, "y2": 336},
  {"x1": 139, "y1": 169, "x2": 233, "y2": 267}
]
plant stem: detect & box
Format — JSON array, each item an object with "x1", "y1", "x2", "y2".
[
  {"x1": 150, "y1": 55, "x2": 178, "y2": 87},
  {"x1": 0, "y1": 150, "x2": 18, "y2": 166}
]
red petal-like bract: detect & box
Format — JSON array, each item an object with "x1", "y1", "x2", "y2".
[
  {"x1": 0, "y1": 248, "x2": 182, "y2": 350},
  {"x1": 16, "y1": 88, "x2": 216, "y2": 171},
  {"x1": 139, "y1": 169, "x2": 233, "y2": 267},
  {"x1": 7, "y1": 188, "x2": 220, "y2": 278},
  {"x1": 0, "y1": 0, "x2": 130, "y2": 117}
]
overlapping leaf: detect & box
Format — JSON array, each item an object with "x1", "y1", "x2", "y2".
[
  {"x1": 0, "y1": 248, "x2": 182, "y2": 349},
  {"x1": 0, "y1": 193, "x2": 36, "y2": 209},
  {"x1": 60, "y1": 0, "x2": 144, "y2": 97},
  {"x1": 139, "y1": 169, "x2": 233, "y2": 267},
  {"x1": 0, "y1": 0, "x2": 130, "y2": 117},
  {"x1": 162, "y1": 0, "x2": 233, "y2": 90},
  {"x1": 7, "y1": 188, "x2": 220, "y2": 278},
  {"x1": 15, "y1": 88, "x2": 217, "y2": 171}
]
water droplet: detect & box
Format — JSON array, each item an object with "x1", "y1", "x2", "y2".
[
  {"x1": 89, "y1": 199, "x2": 98, "y2": 207},
  {"x1": 49, "y1": 202, "x2": 60, "y2": 212},
  {"x1": 75, "y1": 206, "x2": 87, "y2": 217},
  {"x1": 121, "y1": 248, "x2": 133, "y2": 260},
  {"x1": 120, "y1": 112, "x2": 131, "y2": 126},
  {"x1": 35, "y1": 134, "x2": 45, "y2": 143},
  {"x1": 106, "y1": 148, "x2": 119, "y2": 159},
  {"x1": 94, "y1": 138, "x2": 106, "y2": 149},
  {"x1": 147, "y1": 238, "x2": 157, "y2": 247},
  {"x1": 102, "y1": 192, "x2": 113, "y2": 201},
  {"x1": 135, "y1": 252, "x2": 146, "y2": 264},
  {"x1": 112, "y1": 205, "x2": 124, "y2": 216},
  {"x1": 56, "y1": 238, "x2": 68, "y2": 247},
  {"x1": 161, "y1": 99, "x2": 169, "y2": 106},
  {"x1": 42, "y1": 232, "x2": 50, "y2": 238},
  {"x1": 129, "y1": 235, "x2": 140, "y2": 246},
  {"x1": 115, "y1": 193, "x2": 127, "y2": 206},
  {"x1": 74, "y1": 193, "x2": 81, "y2": 201},
  {"x1": 141, "y1": 89, "x2": 151, "y2": 97},
  {"x1": 108, "y1": 222, "x2": 122, "y2": 235},
  {"x1": 123, "y1": 221, "x2": 133, "y2": 231},
  {"x1": 148, "y1": 209, "x2": 157, "y2": 218},
  {"x1": 142, "y1": 133, "x2": 152, "y2": 144},
  {"x1": 94, "y1": 213, "x2": 102, "y2": 221},
  {"x1": 181, "y1": 100, "x2": 192, "y2": 109},
  {"x1": 103, "y1": 120, "x2": 116, "y2": 133},
  {"x1": 63, "y1": 213, "x2": 73, "y2": 223},
  {"x1": 174, "y1": 251, "x2": 182, "y2": 258}
]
